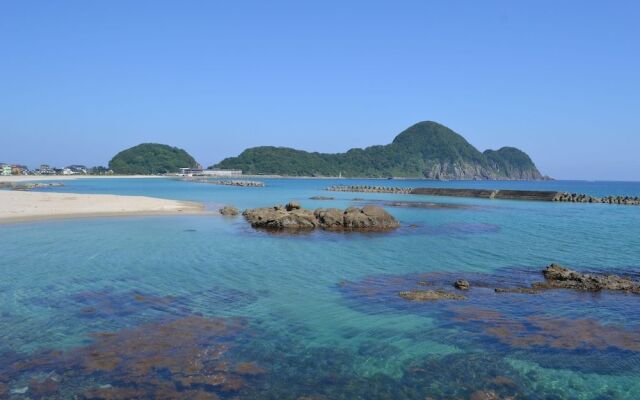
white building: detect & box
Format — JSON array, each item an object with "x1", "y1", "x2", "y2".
[
  {"x1": 178, "y1": 168, "x2": 242, "y2": 177},
  {"x1": 202, "y1": 169, "x2": 242, "y2": 177}
]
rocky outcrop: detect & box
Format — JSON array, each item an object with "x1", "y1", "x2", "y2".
[
  {"x1": 492, "y1": 264, "x2": 640, "y2": 294},
  {"x1": 454, "y1": 280, "x2": 470, "y2": 290},
  {"x1": 398, "y1": 290, "x2": 466, "y2": 301},
  {"x1": 342, "y1": 205, "x2": 400, "y2": 230},
  {"x1": 219, "y1": 205, "x2": 239, "y2": 216},
  {"x1": 0, "y1": 182, "x2": 64, "y2": 191},
  {"x1": 532, "y1": 264, "x2": 640, "y2": 292},
  {"x1": 243, "y1": 204, "x2": 399, "y2": 232},
  {"x1": 310, "y1": 196, "x2": 334, "y2": 200},
  {"x1": 243, "y1": 205, "x2": 317, "y2": 230}
]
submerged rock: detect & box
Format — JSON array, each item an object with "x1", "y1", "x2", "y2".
[
  {"x1": 534, "y1": 263, "x2": 640, "y2": 292},
  {"x1": 454, "y1": 280, "x2": 470, "y2": 290},
  {"x1": 219, "y1": 205, "x2": 239, "y2": 216},
  {"x1": 309, "y1": 196, "x2": 334, "y2": 200},
  {"x1": 494, "y1": 287, "x2": 540, "y2": 294},
  {"x1": 398, "y1": 290, "x2": 466, "y2": 301},
  {"x1": 469, "y1": 390, "x2": 500, "y2": 400},
  {"x1": 243, "y1": 204, "x2": 399, "y2": 232}
]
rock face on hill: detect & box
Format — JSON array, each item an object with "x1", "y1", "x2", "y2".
[
  {"x1": 109, "y1": 143, "x2": 198, "y2": 175},
  {"x1": 213, "y1": 121, "x2": 544, "y2": 180},
  {"x1": 242, "y1": 204, "x2": 400, "y2": 232}
]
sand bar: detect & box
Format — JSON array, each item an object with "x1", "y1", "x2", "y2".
[{"x1": 0, "y1": 190, "x2": 207, "y2": 224}]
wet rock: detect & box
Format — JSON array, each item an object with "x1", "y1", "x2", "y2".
[
  {"x1": 454, "y1": 279, "x2": 470, "y2": 290},
  {"x1": 0, "y1": 383, "x2": 7, "y2": 397},
  {"x1": 243, "y1": 206, "x2": 317, "y2": 230},
  {"x1": 243, "y1": 204, "x2": 399, "y2": 232},
  {"x1": 342, "y1": 205, "x2": 400, "y2": 230},
  {"x1": 312, "y1": 208, "x2": 344, "y2": 230},
  {"x1": 398, "y1": 290, "x2": 466, "y2": 301},
  {"x1": 219, "y1": 205, "x2": 239, "y2": 216},
  {"x1": 535, "y1": 263, "x2": 640, "y2": 292}
]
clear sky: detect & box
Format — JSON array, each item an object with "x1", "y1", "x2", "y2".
[{"x1": 1, "y1": 1, "x2": 638, "y2": 180}]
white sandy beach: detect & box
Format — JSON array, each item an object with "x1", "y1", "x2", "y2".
[{"x1": 0, "y1": 190, "x2": 207, "y2": 223}]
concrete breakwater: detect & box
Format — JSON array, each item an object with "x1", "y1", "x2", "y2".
[
  {"x1": 181, "y1": 177, "x2": 265, "y2": 187},
  {"x1": 326, "y1": 185, "x2": 640, "y2": 205},
  {"x1": 326, "y1": 185, "x2": 413, "y2": 194}
]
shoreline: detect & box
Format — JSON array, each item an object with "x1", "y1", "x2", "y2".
[
  {"x1": 0, "y1": 175, "x2": 167, "y2": 183},
  {"x1": 0, "y1": 191, "x2": 208, "y2": 224}
]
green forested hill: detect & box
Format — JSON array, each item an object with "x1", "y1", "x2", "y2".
[
  {"x1": 109, "y1": 143, "x2": 198, "y2": 174},
  {"x1": 212, "y1": 121, "x2": 544, "y2": 180}
]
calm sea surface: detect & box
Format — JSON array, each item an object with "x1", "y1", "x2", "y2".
[{"x1": 1, "y1": 178, "x2": 640, "y2": 399}]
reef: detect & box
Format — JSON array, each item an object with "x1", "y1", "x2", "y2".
[
  {"x1": 399, "y1": 290, "x2": 466, "y2": 301},
  {"x1": 452, "y1": 306, "x2": 640, "y2": 352},
  {"x1": 242, "y1": 203, "x2": 400, "y2": 231},
  {"x1": 338, "y1": 266, "x2": 640, "y2": 376},
  {"x1": 0, "y1": 316, "x2": 263, "y2": 399}
]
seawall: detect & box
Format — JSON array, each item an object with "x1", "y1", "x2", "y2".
[{"x1": 325, "y1": 185, "x2": 640, "y2": 205}]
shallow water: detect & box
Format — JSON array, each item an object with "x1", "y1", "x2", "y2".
[{"x1": 1, "y1": 178, "x2": 640, "y2": 399}]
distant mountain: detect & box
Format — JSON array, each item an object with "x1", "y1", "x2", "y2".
[
  {"x1": 212, "y1": 121, "x2": 544, "y2": 180},
  {"x1": 109, "y1": 143, "x2": 197, "y2": 174}
]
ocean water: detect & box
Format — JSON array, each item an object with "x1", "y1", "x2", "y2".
[{"x1": 1, "y1": 178, "x2": 640, "y2": 399}]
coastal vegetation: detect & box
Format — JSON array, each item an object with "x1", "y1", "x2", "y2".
[
  {"x1": 213, "y1": 121, "x2": 543, "y2": 180},
  {"x1": 109, "y1": 143, "x2": 197, "y2": 175}
]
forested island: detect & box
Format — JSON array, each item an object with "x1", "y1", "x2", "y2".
[
  {"x1": 213, "y1": 121, "x2": 544, "y2": 180},
  {"x1": 109, "y1": 143, "x2": 198, "y2": 175}
]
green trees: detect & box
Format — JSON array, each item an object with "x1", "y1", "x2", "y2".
[
  {"x1": 212, "y1": 121, "x2": 543, "y2": 179},
  {"x1": 109, "y1": 143, "x2": 198, "y2": 175}
]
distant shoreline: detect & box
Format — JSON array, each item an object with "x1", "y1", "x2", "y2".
[{"x1": 0, "y1": 175, "x2": 167, "y2": 183}]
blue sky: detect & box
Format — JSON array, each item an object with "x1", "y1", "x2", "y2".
[{"x1": 1, "y1": 1, "x2": 638, "y2": 180}]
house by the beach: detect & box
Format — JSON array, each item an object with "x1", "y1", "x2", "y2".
[{"x1": 1, "y1": 164, "x2": 11, "y2": 176}]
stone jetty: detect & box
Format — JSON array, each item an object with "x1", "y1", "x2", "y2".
[{"x1": 326, "y1": 185, "x2": 640, "y2": 206}]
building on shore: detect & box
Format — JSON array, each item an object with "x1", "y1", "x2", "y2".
[
  {"x1": 11, "y1": 165, "x2": 28, "y2": 175},
  {"x1": 38, "y1": 164, "x2": 56, "y2": 175},
  {"x1": 1, "y1": 164, "x2": 12, "y2": 176}
]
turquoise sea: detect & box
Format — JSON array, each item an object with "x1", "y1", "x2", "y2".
[{"x1": 2, "y1": 178, "x2": 640, "y2": 399}]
